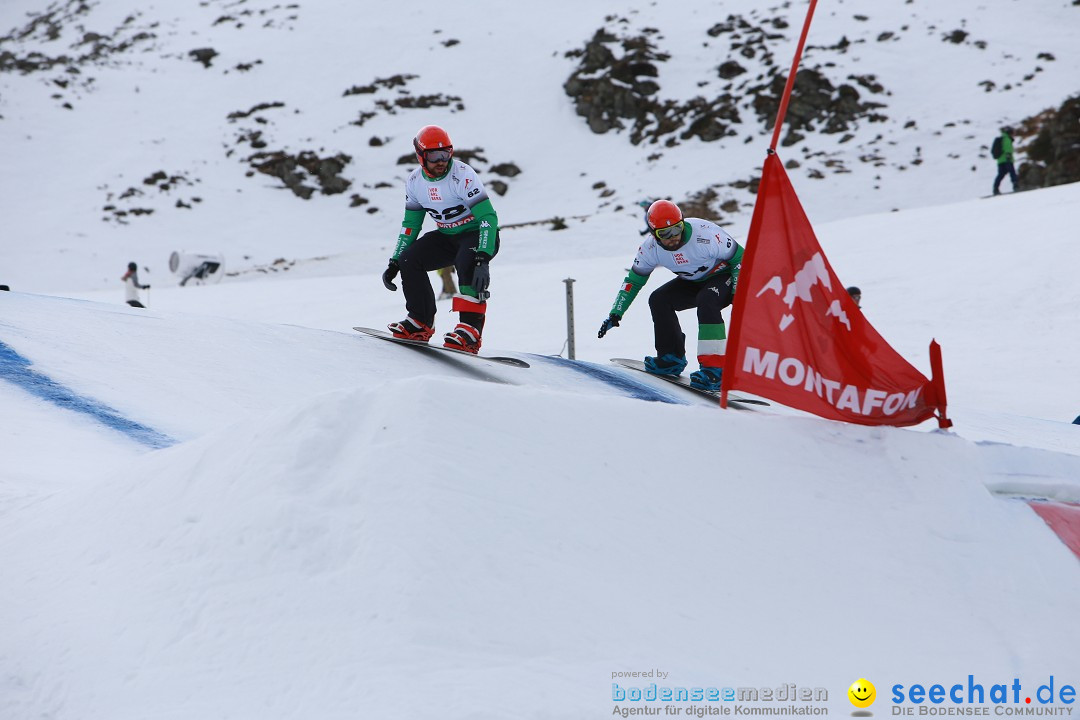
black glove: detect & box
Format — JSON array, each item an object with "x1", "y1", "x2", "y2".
[
  {"x1": 381, "y1": 259, "x2": 399, "y2": 291},
  {"x1": 473, "y1": 255, "x2": 490, "y2": 300},
  {"x1": 598, "y1": 314, "x2": 621, "y2": 338}
]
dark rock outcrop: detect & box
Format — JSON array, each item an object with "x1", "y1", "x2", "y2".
[
  {"x1": 564, "y1": 14, "x2": 891, "y2": 150},
  {"x1": 248, "y1": 150, "x2": 352, "y2": 199},
  {"x1": 1017, "y1": 94, "x2": 1080, "y2": 190},
  {"x1": 563, "y1": 29, "x2": 666, "y2": 139},
  {"x1": 0, "y1": 0, "x2": 154, "y2": 74},
  {"x1": 751, "y1": 68, "x2": 887, "y2": 145},
  {"x1": 189, "y1": 48, "x2": 218, "y2": 68},
  {"x1": 563, "y1": 26, "x2": 742, "y2": 146}
]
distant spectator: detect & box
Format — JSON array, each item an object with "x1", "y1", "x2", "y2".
[
  {"x1": 637, "y1": 199, "x2": 653, "y2": 236},
  {"x1": 121, "y1": 261, "x2": 150, "y2": 308},
  {"x1": 990, "y1": 126, "x2": 1018, "y2": 196},
  {"x1": 436, "y1": 266, "x2": 457, "y2": 300},
  {"x1": 846, "y1": 286, "x2": 861, "y2": 308}
]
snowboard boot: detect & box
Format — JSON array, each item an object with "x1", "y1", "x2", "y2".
[
  {"x1": 388, "y1": 317, "x2": 435, "y2": 342},
  {"x1": 443, "y1": 323, "x2": 482, "y2": 354},
  {"x1": 644, "y1": 353, "x2": 687, "y2": 377},
  {"x1": 689, "y1": 366, "x2": 723, "y2": 392}
]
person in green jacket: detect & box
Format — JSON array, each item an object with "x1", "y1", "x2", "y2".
[{"x1": 990, "y1": 126, "x2": 1018, "y2": 196}]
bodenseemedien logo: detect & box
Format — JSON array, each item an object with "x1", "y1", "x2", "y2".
[{"x1": 609, "y1": 675, "x2": 829, "y2": 717}]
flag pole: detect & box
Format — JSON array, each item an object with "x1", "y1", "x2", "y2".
[
  {"x1": 769, "y1": 0, "x2": 819, "y2": 153},
  {"x1": 721, "y1": 0, "x2": 819, "y2": 408}
]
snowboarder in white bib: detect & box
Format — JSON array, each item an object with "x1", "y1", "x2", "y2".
[
  {"x1": 597, "y1": 200, "x2": 743, "y2": 392},
  {"x1": 380, "y1": 125, "x2": 499, "y2": 354}
]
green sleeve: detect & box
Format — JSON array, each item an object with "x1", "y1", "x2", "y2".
[
  {"x1": 470, "y1": 198, "x2": 499, "y2": 257},
  {"x1": 610, "y1": 269, "x2": 650, "y2": 317},
  {"x1": 392, "y1": 208, "x2": 426, "y2": 260},
  {"x1": 729, "y1": 244, "x2": 744, "y2": 284}
]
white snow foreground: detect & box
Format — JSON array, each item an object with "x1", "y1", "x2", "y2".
[{"x1": 2, "y1": 293, "x2": 1080, "y2": 719}]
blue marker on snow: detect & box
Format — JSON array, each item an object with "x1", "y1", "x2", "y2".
[{"x1": 0, "y1": 340, "x2": 176, "y2": 449}]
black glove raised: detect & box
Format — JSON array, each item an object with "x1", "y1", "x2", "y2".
[
  {"x1": 473, "y1": 255, "x2": 490, "y2": 299},
  {"x1": 598, "y1": 314, "x2": 621, "y2": 338},
  {"x1": 381, "y1": 259, "x2": 399, "y2": 291}
]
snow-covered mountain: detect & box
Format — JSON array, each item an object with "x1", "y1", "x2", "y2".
[
  {"x1": 2, "y1": 0, "x2": 1078, "y2": 292},
  {"x1": 2, "y1": 2, "x2": 1079, "y2": 719}
]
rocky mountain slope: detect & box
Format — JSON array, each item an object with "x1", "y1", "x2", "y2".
[{"x1": 1, "y1": 0, "x2": 1077, "y2": 290}]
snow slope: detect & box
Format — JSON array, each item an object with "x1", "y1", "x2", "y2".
[{"x1": 1, "y1": 287, "x2": 1080, "y2": 720}]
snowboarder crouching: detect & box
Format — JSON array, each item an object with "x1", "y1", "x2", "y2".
[{"x1": 598, "y1": 200, "x2": 743, "y2": 392}]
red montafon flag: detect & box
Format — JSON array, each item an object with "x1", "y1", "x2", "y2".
[{"x1": 721, "y1": 153, "x2": 951, "y2": 428}]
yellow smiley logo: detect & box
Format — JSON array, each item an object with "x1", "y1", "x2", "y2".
[{"x1": 848, "y1": 678, "x2": 876, "y2": 709}]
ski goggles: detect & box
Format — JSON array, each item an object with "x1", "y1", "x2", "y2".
[
  {"x1": 422, "y1": 148, "x2": 453, "y2": 163},
  {"x1": 653, "y1": 221, "x2": 684, "y2": 241}
]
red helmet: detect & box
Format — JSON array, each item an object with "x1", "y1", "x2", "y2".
[
  {"x1": 646, "y1": 200, "x2": 682, "y2": 230},
  {"x1": 647, "y1": 200, "x2": 686, "y2": 245},
  {"x1": 413, "y1": 125, "x2": 453, "y2": 164}
]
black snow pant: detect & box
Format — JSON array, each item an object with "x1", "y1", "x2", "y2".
[
  {"x1": 648, "y1": 273, "x2": 734, "y2": 357},
  {"x1": 993, "y1": 162, "x2": 1017, "y2": 194},
  {"x1": 397, "y1": 228, "x2": 500, "y2": 331}
]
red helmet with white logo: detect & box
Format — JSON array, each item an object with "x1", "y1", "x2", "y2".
[
  {"x1": 413, "y1": 125, "x2": 453, "y2": 165},
  {"x1": 646, "y1": 200, "x2": 682, "y2": 230},
  {"x1": 647, "y1": 200, "x2": 686, "y2": 246}
]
